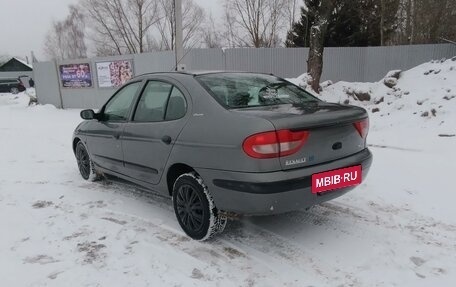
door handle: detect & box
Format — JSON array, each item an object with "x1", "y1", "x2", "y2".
[
  {"x1": 161, "y1": 135, "x2": 172, "y2": 145},
  {"x1": 113, "y1": 133, "x2": 120, "y2": 140}
]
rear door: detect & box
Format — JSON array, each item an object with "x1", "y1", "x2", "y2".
[
  {"x1": 121, "y1": 78, "x2": 190, "y2": 184},
  {"x1": 85, "y1": 81, "x2": 142, "y2": 173}
]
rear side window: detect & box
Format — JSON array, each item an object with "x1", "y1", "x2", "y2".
[
  {"x1": 196, "y1": 73, "x2": 318, "y2": 109},
  {"x1": 165, "y1": 87, "x2": 187, "y2": 120}
]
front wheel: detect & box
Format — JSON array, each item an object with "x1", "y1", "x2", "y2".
[
  {"x1": 10, "y1": 87, "x2": 19, "y2": 94},
  {"x1": 172, "y1": 173, "x2": 227, "y2": 240},
  {"x1": 75, "y1": 141, "x2": 100, "y2": 181}
]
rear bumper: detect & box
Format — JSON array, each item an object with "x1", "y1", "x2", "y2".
[{"x1": 196, "y1": 148, "x2": 373, "y2": 215}]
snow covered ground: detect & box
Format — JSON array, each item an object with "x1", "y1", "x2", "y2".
[{"x1": 1, "y1": 59, "x2": 455, "y2": 286}]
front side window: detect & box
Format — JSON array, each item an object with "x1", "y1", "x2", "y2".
[
  {"x1": 134, "y1": 81, "x2": 187, "y2": 122},
  {"x1": 134, "y1": 81, "x2": 173, "y2": 122},
  {"x1": 103, "y1": 82, "x2": 141, "y2": 121},
  {"x1": 196, "y1": 73, "x2": 319, "y2": 109}
]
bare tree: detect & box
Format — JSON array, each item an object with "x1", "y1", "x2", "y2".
[
  {"x1": 223, "y1": 7, "x2": 238, "y2": 48},
  {"x1": 201, "y1": 13, "x2": 223, "y2": 48},
  {"x1": 154, "y1": 0, "x2": 205, "y2": 50},
  {"x1": 284, "y1": 0, "x2": 300, "y2": 32},
  {"x1": 223, "y1": 0, "x2": 290, "y2": 47},
  {"x1": 307, "y1": 0, "x2": 336, "y2": 93},
  {"x1": 395, "y1": 0, "x2": 456, "y2": 45},
  {"x1": 44, "y1": 5, "x2": 87, "y2": 60},
  {"x1": 81, "y1": 0, "x2": 160, "y2": 55}
]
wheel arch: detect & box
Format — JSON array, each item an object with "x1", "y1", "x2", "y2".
[
  {"x1": 166, "y1": 163, "x2": 199, "y2": 196},
  {"x1": 73, "y1": 137, "x2": 82, "y2": 154}
]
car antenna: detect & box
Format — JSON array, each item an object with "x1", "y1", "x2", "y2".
[{"x1": 170, "y1": 41, "x2": 199, "y2": 72}]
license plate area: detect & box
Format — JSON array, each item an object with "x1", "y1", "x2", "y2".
[{"x1": 311, "y1": 165, "x2": 362, "y2": 194}]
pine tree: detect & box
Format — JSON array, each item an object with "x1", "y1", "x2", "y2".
[{"x1": 286, "y1": 0, "x2": 401, "y2": 47}]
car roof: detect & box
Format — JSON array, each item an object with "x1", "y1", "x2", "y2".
[{"x1": 132, "y1": 70, "x2": 273, "y2": 79}]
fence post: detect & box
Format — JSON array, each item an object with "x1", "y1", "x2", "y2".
[{"x1": 53, "y1": 60, "x2": 64, "y2": 109}]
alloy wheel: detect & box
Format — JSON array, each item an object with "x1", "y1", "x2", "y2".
[
  {"x1": 175, "y1": 184, "x2": 205, "y2": 233},
  {"x1": 76, "y1": 145, "x2": 91, "y2": 179}
]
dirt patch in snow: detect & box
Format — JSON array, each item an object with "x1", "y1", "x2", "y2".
[
  {"x1": 23, "y1": 254, "x2": 59, "y2": 265},
  {"x1": 32, "y1": 200, "x2": 53, "y2": 209},
  {"x1": 77, "y1": 241, "x2": 107, "y2": 264}
]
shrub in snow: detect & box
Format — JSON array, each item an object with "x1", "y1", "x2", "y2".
[
  {"x1": 383, "y1": 77, "x2": 397, "y2": 88},
  {"x1": 384, "y1": 70, "x2": 401, "y2": 79},
  {"x1": 320, "y1": 80, "x2": 333, "y2": 88},
  {"x1": 374, "y1": 97, "x2": 384, "y2": 104},
  {"x1": 344, "y1": 86, "x2": 372, "y2": 102},
  {"x1": 292, "y1": 73, "x2": 312, "y2": 89},
  {"x1": 372, "y1": 107, "x2": 380, "y2": 113},
  {"x1": 25, "y1": 88, "x2": 37, "y2": 106}
]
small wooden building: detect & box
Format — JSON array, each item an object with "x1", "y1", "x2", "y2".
[{"x1": 0, "y1": 57, "x2": 33, "y2": 72}]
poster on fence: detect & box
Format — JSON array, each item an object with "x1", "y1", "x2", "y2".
[
  {"x1": 59, "y1": 63, "x2": 92, "y2": 88},
  {"x1": 96, "y1": 60, "x2": 134, "y2": 88}
]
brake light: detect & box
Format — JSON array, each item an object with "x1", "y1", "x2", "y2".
[
  {"x1": 243, "y1": 130, "x2": 309, "y2": 159},
  {"x1": 354, "y1": 118, "x2": 369, "y2": 139}
]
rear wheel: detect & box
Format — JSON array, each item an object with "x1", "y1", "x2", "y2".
[
  {"x1": 172, "y1": 173, "x2": 226, "y2": 240},
  {"x1": 75, "y1": 142, "x2": 100, "y2": 181}
]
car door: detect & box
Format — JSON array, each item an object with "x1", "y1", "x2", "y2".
[
  {"x1": 85, "y1": 81, "x2": 142, "y2": 174},
  {"x1": 121, "y1": 79, "x2": 189, "y2": 184}
]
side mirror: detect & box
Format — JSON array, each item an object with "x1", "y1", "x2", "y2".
[{"x1": 80, "y1": 109, "x2": 96, "y2": 120}]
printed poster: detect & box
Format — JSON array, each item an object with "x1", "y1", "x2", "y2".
[
  {"x1": 59, "y1": 63, "x2": 92, "y2": 88},
  {"x1": 96, "y1": 60, "x2": 133, "y2": 88}
]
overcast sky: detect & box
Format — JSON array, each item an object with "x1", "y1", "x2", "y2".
[{"x1": 0, "y1": 0, "x2": 222, "y2": 61}]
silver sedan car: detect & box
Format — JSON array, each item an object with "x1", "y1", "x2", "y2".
[{"x1": 73, "y1": 71, "x2": 372, "y2": 240}]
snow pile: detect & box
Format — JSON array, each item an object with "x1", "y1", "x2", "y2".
[
  {"x1": 319, "y1": 57, "x2": 456, "y2": 131},
  {"x1": 289, "y1": 57, "x2": 456, "y2": 139},
  {"x1": 0, "y1": 88, "x2": 38, "y2": 107},
  {"x1": 288, "y1": 72, "x2": 313, "y2": 89}
]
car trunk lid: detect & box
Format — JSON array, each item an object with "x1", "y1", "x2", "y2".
[{"x1": 233, "y1": 101, "x2": 368, "y2": 170}]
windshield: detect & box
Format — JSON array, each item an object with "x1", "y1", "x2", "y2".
[{"x1": 196, "y1": 73, "x2": 319, "y2": 109}]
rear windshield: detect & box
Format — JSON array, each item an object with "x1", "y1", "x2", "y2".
[{"x1": 196, "y1": 73, "x2": 318, "y2": 109}]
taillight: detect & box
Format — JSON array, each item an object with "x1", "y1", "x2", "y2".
[
  {"x1": 243, "y1": 129, "x2": 309, "y2": 159},
  {"x1": 354, "y1": 118, "x2": 369, "y2": 139}
]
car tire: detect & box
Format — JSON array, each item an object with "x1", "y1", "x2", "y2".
[
  {"x1": 172, "y1": 172, "x2": 227, "y2": 240},
  {"x1": 75, "y1": 141, "x2": 101, "y2": 182},
  {"x1": 10, "y1": 87, "x2": 19, "y2": 94}
]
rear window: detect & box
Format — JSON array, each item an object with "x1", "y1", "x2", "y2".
[{"x1": 196, "y1": 73, "x2": 318, "y2": 109}]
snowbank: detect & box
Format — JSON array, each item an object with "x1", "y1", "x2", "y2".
[{"x1": 290, "y1": 57, "x2": 456, "y2": 138}]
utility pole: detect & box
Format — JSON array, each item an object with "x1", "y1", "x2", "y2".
[{"x1": 174, "y1": 0, "x2": 185, "y2": 71}]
